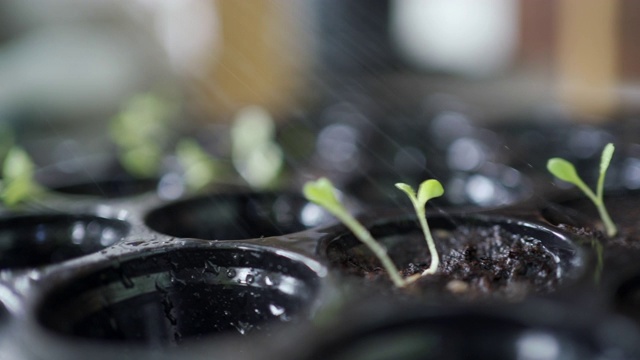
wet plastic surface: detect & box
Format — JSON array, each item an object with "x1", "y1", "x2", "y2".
[
  {"x1": 0, "y1": 184, "x2": 633, "y2": 360},
  {"x1": 38, "y1": 246, "x2": 319, "y2": 345},
  {"x1": 2, "y1": 135, "x2": 640, "y2": 359}
]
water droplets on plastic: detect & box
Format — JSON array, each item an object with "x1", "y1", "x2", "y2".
[
  {"x1": 269, "y1": 304, "x2": 286, "y2": 317},
  {"x1": 232, "y1": 320, "x2": 253, "y2": 335},
  {"x1": 226, "y1": 269, "x2": 237, "y2": 279}
]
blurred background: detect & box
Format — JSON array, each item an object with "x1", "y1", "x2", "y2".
[{"x1": 0, "y1": 0, "x2": 638, "y2": 203}]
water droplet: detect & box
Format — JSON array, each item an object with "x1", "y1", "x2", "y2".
[
  {"x1": 264, "y1": 275, "x2": 279, "y2": 286},
  {"x1": 170, "y1": 270, "x2": 187, "y2": 286},
  {"x1": 226, "y1": 269, "x2": 237, "y2": 278},
  {"x1": 245, "y1": 274, "x2": 255, "y2": 284},
  {"x1": 233, "y1": 321, "x2": 253, "y2": 335},
  {"x1": 269, "y1": 304, "x2": 285, "y2": 316},
  {"x1": 28, "y1": 270, "x2": 41, "y2": 281}
]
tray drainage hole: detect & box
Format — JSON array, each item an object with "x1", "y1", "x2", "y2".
[
  {"x1": 145, "y1": 192, "x2": 333, "y2": 240},
  {"x1": 37, "y1": 247, "x2": 320, "y2": 346},
  {"x1": 0, "y1": 214, "x2": 130, "y2": 269}
]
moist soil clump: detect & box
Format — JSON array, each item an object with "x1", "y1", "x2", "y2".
[{"x1": 328, "y1": 223, "x2": 561, "y2": 301}]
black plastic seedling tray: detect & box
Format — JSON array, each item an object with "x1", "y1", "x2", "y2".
[{"x1": 2, "y1": 119, "x2": 640, "y2": 360}]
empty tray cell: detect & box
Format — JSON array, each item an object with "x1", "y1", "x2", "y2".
[
  {"x1": 0, "y1": 214, "x2": 130, "y2": 269},
  {"x1": 304, "y1": 305, "x2": 632, "y2": 360},
  {"x1": 52, "y1": 178, "x2": 159, "y2": 199},
  {"x1": 145, "y1": 191, "x2": 331, "y2": 240},
  {"x1": 37, "y1": 245, "x2": 322, "y2": 346}
]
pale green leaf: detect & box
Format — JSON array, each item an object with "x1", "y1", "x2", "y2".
[
  {"x1": 231, "y1": 106, "x2": 275, "y2": 156},
  {"x1": 1, "y1": 146, "x2": 42, "y2": 206},
  {"x1": 599, "y1": 143, "x2": 614, "y2": 178},
  {"x1": 120, "y1": 146, "x2": 161, "y2": 178},
  {"x1": 303, "y1": 178, "x2": 343, "y2": 215},
  {"x1": 3, "y1": 147, "x2": 34, "y2": 181},
  {"x1": 3, "y1": 176, "x2": 33, "y2": 206},
  {"x1": 394, "y1": 183, "x2": 415, "y2": 200},
  {"x1": 547, "y1": 158, "x2": 581, "y2": 185},
  {"x1": 547, "y1": 146, "x2": 617, "y2": 237},
  {"x1": 417, "y1": 179, "x2": 444, "y2": 205},
  {"x1": 237, "y1": 143, "x2": 283, "y2": 188},
  {"x1": 176, "y1": 139, "x2": 217, "y2": 191}
]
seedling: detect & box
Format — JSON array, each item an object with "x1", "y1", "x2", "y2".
[
  {"x1": 395, "y1": 180, "x2": 444, "y2": 276},
  {"x1": 175, "y1": 139, "x2": 220, "y2": 192},
  {"x1": 231, "y1": 106, "x2": 283, "y2": 189},
  {"x1": 109, "y1": 93, "x2": 176, "y2": 178},
  {"x1": 0, "y1": 146, "x2": 43, "y2": 207},
  {"x1": 547, "y1": 143, "x2": 617, "y2": 237},
  {"x1": 303, "y1": 178, "x2": 407, "y2": 287}
]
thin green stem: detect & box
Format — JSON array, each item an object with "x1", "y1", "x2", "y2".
[
  {"x1": 417, "y1": 211, "x2": 439, "y2": 275},
  {"x1": 395, "y1": 180, "x2": 443, "y2": 281},
  {"x1": 407, "y1": 195, "x2": 439, "y2": 276},
  {"x1": 572, "y1": 176, "x2": 598, "y2": 206},
  {"x1": 596, "y1": 169, "x2": 605, "y2": 202},
  {"x1": 595, "y1": 199, "x2": 617, "y2": 237},
  {"x1": 303, "y1": 178, "x2": 408, "y2": 287},
  {"x1": 547, "y1": 144, "x2": 618, "y2": 239},
  {"x1": 337, "y1": 211, "x2": 406, "y2": 287}
]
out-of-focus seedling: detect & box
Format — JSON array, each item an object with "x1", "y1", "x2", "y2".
[
  {"x1": 109, "y1": 93, "x2": 176, "y2": 178},
  {"x1": 175, "y1": 139, "x2": 220, "y2": 192},
  {"x1": 303, "y1": 177, "x2": 407, "y2": 288},
  {"x1": 231, "y1": 106, "x2": 283, "y2": 189},
  {"x1": 395, "y1": 180, "x2": 444, "y2": 277},
  {"x1": 547, "y1": 143, "x2": 617, "y2": 237},
  {"x1": 1, "y1": 146, "x2": 42, "y2": 207}
]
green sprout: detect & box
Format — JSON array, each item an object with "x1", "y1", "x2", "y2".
[
  {"x1": 109, "y1": 93, "x2": 176, "y2": 178},
  {"x1": 304, "y1": 178, "x2": 445, "y2": 287},
  {"x1": 231, "y1": 106, "x2": 283, "y2": 189},
  {"x1": 1, "y1": 146, "x2": 43, "y2": 207},
  {"x1": 547, "y1": 143, "x2": 617, "y2": 237},
  {"x1": 304, "y1": 178, "x2": 407, "y2": 287},
  {"x1": 175, "y1": 139, "x2": 220, "y2": 192},
  {"x1": 395, "y1": 180, "x2": 444, "y2": 276}
]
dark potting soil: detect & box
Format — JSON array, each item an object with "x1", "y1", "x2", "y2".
[{"x1": 328, "y1": 223, "x2": 561, "y2": 301}]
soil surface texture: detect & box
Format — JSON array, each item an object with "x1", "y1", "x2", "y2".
[{"x1": 327, "y1": 221, "x2": 563, "y2": 301}]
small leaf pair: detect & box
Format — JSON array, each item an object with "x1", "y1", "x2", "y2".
[
  {"x1": 395, "y1": 180, "x2": 444, "y2": 276},
  {"x1": 1, "y1": 146, "x2": 42, "y2": 207},
  {"x1": 547, "y1": 143, "x2": 617, "y2": 237},
  {"x1": 304, "y1": 177, "x2": 443, "y2": 287}
]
